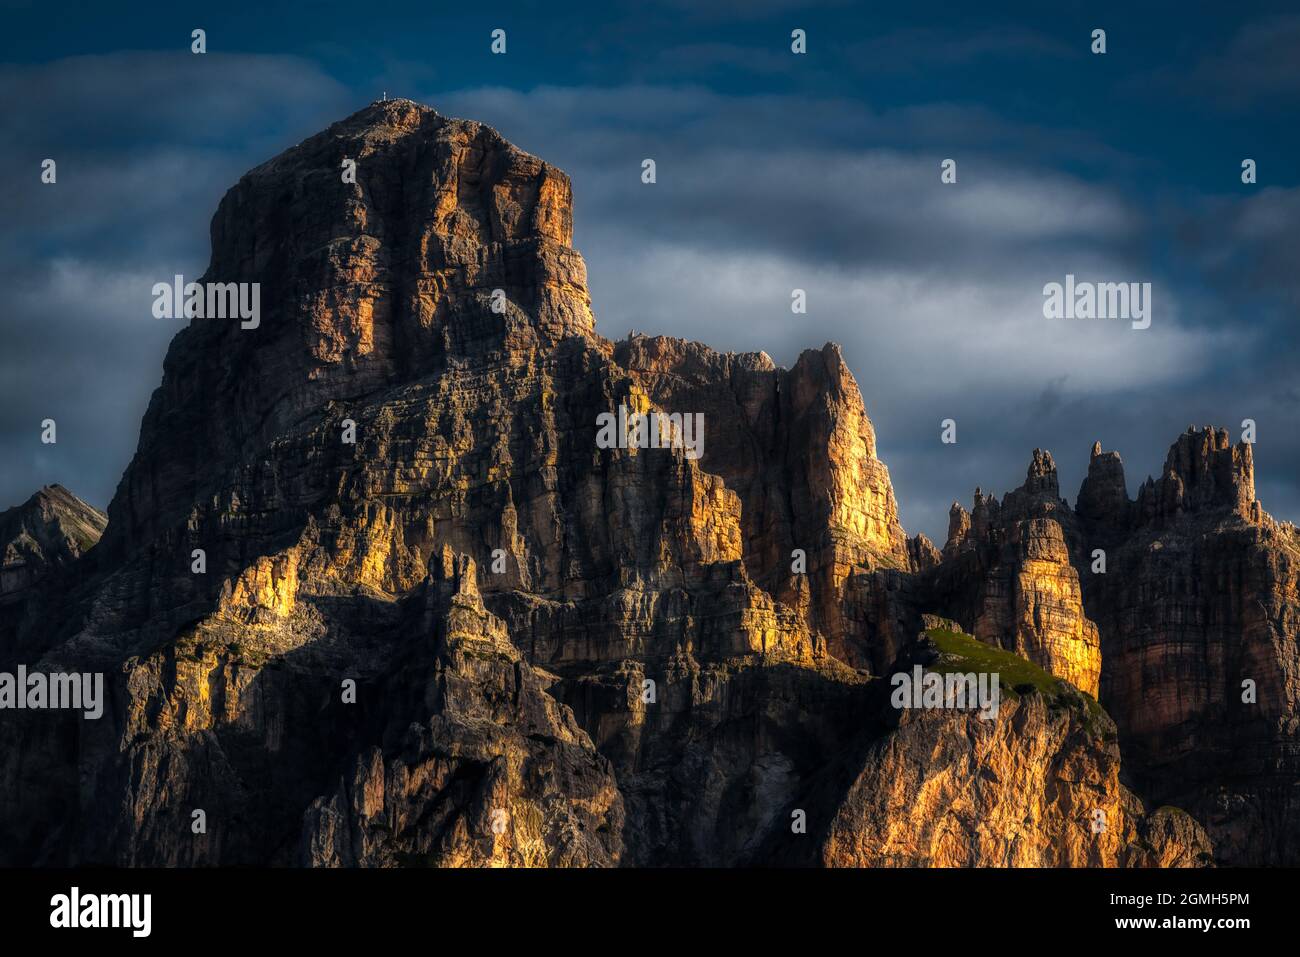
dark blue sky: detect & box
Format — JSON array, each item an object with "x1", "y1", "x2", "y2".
[{"x1": 2, "y1": 0, "x2": 1297, "y2": 542}]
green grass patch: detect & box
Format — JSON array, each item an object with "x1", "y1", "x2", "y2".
[{"x1": 924, "y1": 626, "x2": 1110, "y2": 736}]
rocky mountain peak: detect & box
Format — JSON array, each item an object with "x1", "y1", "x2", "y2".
[
  {"x1": 944, "y1": 501, "x2": 972, "y2": 555},
  {"x1": 1077, "y1": 441, "x2": 1130, "y2": 544},
  {"x1": 1136, "y1": 425, "x2": 1257, "y2": 525},
  {"x1": 105, "y1": 100, "x2": 596, "y2": 553},
  {"x1": 0, "y1": 484, "x2": 105, "y2": 602},
  {"x1": 999, "y1": 447, "x2": 1069, "y2": 526},
  {"x1": 1026, "y1": 447, "x2": 1058, "y2": 485}
]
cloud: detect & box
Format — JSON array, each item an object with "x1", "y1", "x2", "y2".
[
  {"x1": 435, "y1": 83, "x2": 1128, "y2": 166},
  {"x1": 0, "y1": 51, "x2": 352, "y2": 145},
  {"x1": 1131, "y1": 15, "x2": 1300, "y2": 110},
  {"x1": 846, "y1": 26, "x2": 1074, "y2": 74},
  {"x1": 1187, "y1": 15, "x2": 1300, "y2": 105},
  {"x1": 1179, "y1": 186, "x2": 1300, "y2": 309},
  {"x1": 0, "y1": 51, "x2": 356, "y2": 512}
]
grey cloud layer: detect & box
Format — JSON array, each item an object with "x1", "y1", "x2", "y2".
[{"x1": 0, "y1": 53, "x2": 353, "y2": 513}]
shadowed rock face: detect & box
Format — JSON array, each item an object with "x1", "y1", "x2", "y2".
[
  {"x1": 1, "y1": 100, "x2": 1290, "y2": 867},
  {"x1": 104, "y1": 100, "x2": 594, "y2": 560},
  {"x1": 1082, "y1": 431, "x2": 1300, "y2": 866}
]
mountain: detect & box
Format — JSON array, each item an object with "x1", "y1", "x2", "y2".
[
  {"x1": 0, "y1": 99, "x2": 1293, "y2": 867},
  {"x1": 0, "y1": 485, "x2": 105, "y2": 601}
]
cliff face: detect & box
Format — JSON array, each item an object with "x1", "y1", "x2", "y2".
[
  {"x1": 923, "y1": 450, "x2": 1102, "y2": 698},
  {"x1": 0, "y1": 100, "x2": 1289, "y2": 867},
  {"x1": 104, "y1": 100, "x2": 593, "y2": 559},
  {"x1": 873, "y1": 426, "x2": 1300, "y2": 866},
  {"x1": 1081, "y1": 430, "x2": 1300, "y2": 865},
  {"x1": 819, "y1": 697, "x2": 1209, "y2": 868}
]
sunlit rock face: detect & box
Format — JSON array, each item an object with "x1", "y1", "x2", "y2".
[
  {"x1": 0, "y1": 101, "x2": 1286, "y2": 868},
  {"x1": 612, "y1": 335, "x2": 911, "y2": 670},
  {"x1": 818, "y1": 697, "x2": 1209, "y2": 868},
  {"x1": 904, "y1": 451, "x2": 1102, "y2": 697}
]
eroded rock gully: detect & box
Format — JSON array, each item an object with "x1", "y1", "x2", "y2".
[{"x1": 1, "y1": 101, "x2": 1294, "y2": 866}]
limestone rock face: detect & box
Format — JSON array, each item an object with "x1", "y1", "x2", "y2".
[
  {"x1": 0, "y1": 485, "x2": 105, "y2": 662},
  {"x1": 612, "y1": 335, "x2": 909, "y2": 668},
  {"x1": 1076, "y1": 442, "x2": 1130, "y2": 550},
  {"x1": 0, "y1": 101, "x2": 1271, "y2": 869},
  {"x1": 104, "y1": 98, "x2": 595, "y2": 558},
  {"x1": 798, "y1": 631, "x2": 1211, "y2": 868},
  {"x1": 916, "y1": 452, "x2": 1102, "y2": 697},
  {"x1": 0, "y1": 102, "x2": 907, "y2": 867},
  {"x1": 299, "y1": 550, "x2": 623, "y2": 867},
  {"x1": 867, "y1": 424, "x2": 1300, "y2": 865},
  {"x1": 1136, "y1": 426, "x2": 1258, "y2": 526},
  {"x1": 1083, "y1": 428, "x2": 1300, "y2": 865},
  {"x1": 819, "y1": 695, "x2": 1195, "y2": 867}
]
